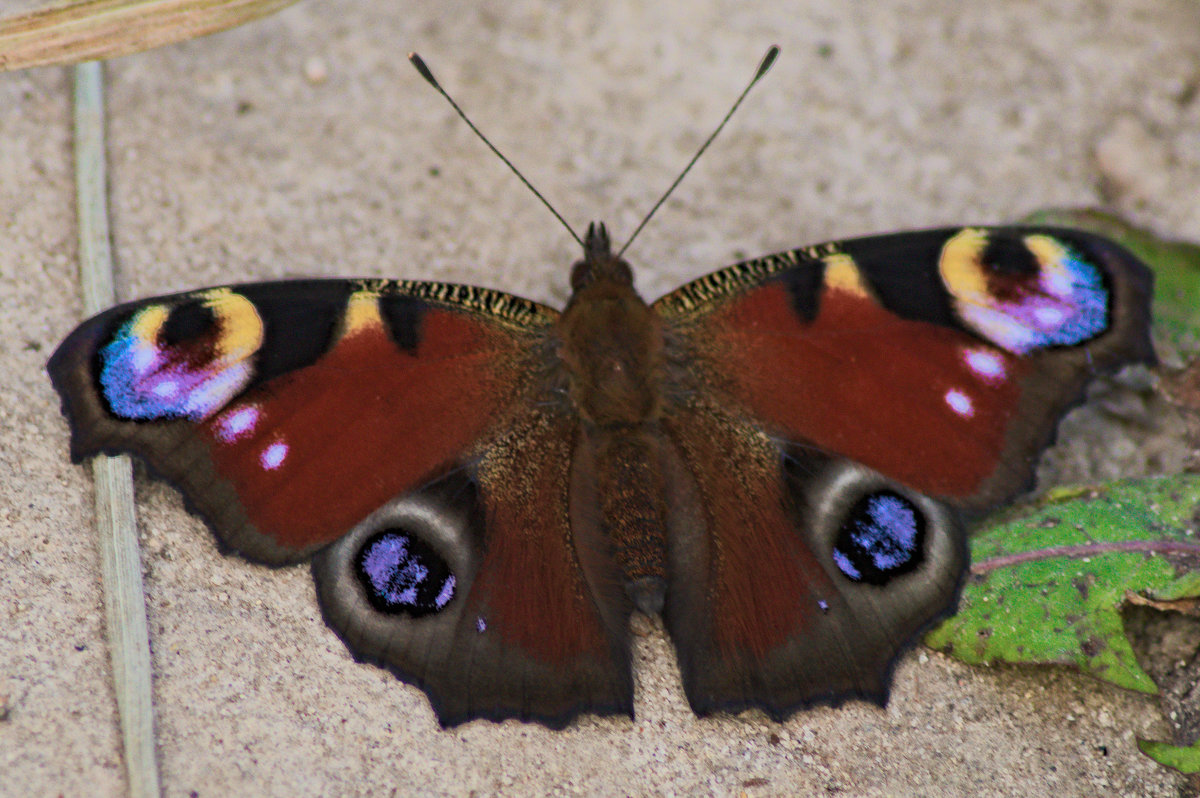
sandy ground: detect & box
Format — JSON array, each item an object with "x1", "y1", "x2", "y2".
[{"x1": 3, "y1": 1, "x2": 1200, "y2": 795}]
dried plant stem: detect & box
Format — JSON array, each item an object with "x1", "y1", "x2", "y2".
[
  {"x1": 73, "y1": 60, "x2": 161, "y2": 798},
  {"x1": 0, "y1": 0, "x2": 300, "y2": 72}
]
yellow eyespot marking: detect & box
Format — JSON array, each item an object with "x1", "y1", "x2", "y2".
[
  {"x1": 1023, "y1": 234, "x2": 1067, "y2": 265},
  {"x1": 938, "y1": 228, "x2": 990, "y2": 299},
  {"x1": 822, "y1": 253, "x2": 870, "y2": 296},
  {"x1": 128, "y1": 304, "x2": 170, "y2": 341},
  {"x1": 197, "y1": 288, "x2": 265, "y2": 361},
  {"x1": 343, "y1": 290, "x2": 384, "y2": 338},
  {"x1": 1023, "y1": 234, "x2": 1076, "y2": 295}
]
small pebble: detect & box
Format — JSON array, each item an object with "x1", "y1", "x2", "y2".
[{"x1": 304, "y1": 57, "x2": 328, "y2": 85}]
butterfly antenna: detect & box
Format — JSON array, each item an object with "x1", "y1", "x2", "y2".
[
  {"x1": 617, "y1": 45, "x2": 780, "y2": 258},
  {"x1": 409, "y1": 53, "x2": 585, "y2": 249}
]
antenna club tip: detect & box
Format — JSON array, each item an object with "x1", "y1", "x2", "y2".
[
  {"x1": 409, "y1": 53, "x2": 438, "y2": 87},
  {"x1": 757, "y1": 45, "x2": 780, "y2": 78}
]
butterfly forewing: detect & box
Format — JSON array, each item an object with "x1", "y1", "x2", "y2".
[{"x1": 50, "y1": 279, "x2": 556, "y2": 560}]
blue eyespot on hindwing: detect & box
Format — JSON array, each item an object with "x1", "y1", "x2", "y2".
[
  {"x1": 832, "y1": 491, "x2": 925, "y2": 585},
  {"x1": 356, "y1": 529, "x2": 456, "y2": 616}
]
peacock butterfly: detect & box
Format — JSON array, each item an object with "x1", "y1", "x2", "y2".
[
  {"x1": 49, "y1": 221, "x2": 1154, "y2": 727},
  {"x1": 48, "y1": 53, "x2": 1155, "y2": 729}
]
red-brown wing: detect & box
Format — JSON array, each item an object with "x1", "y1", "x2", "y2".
[
  {"x1": 660, "y1": 399, "x2": 964, "y2": 715},
  {"x1": 653, "y1": 227, "x2": 1154, "y2": 717},
  {"x1": 312, "y1": 408, "x2": 633, "y2": 727},
  {"x1": 657, "y1": 227, "x2": 1154, "y2": 512},
  {"x1": 49, "y1": 280, "x2": 554, "y2": 562},
  {"x1": 49, "y1": 279, "x2": 633, "y2": 726}
]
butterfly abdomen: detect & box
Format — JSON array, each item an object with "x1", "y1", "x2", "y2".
[{"x1": 591, "y1": 429, "x2": 670, "y2": 615}]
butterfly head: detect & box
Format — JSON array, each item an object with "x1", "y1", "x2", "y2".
[{"x1": 569, "y1": 222, "x2": 635, "y2": 299}]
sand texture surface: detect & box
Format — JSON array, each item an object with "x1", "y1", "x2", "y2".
[{"x1": 3, "y1": 1, "x2": 1199, "y2": 795}]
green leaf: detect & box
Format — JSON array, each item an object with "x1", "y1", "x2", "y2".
[
  {"x1": 1149, "y1": 568, "x2": 1200, "y2": 602},
  {"x1": 1138, "y1": 737, "x2": 1200, "y2": 774},
  {"x1": 1020, "y1": 209, "x2": 1200, "y2": 365},
  {"x1": 925, "y1": 475, "x2": 1200, "y2": 694}
]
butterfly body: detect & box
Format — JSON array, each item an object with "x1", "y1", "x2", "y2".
[
  {"x1": 50, "y1": 224, "x2": 1154, "y2": 727},
  {"x1": 557, "y1": 224, "x2": 675, "y2": 613}
]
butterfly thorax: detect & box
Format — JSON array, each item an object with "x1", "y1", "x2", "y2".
[{"x1": 557, "y1": 224, "x2": 666, "y2": 430}]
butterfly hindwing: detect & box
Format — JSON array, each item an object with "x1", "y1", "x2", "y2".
[
  {"x1": 654, "y1": 227, "x2": 1154, "y2": 715},
  {"x1": 660, "y1": 399, "x2": 965, "y2": 716},
  {"x1": 313, "y1": 408, "x2": 634, "y2": 727},
  {"x1": 49, "y1": 278, "x2": 635, "y2": 726}
]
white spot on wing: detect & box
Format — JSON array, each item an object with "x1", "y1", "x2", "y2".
[
  {"x1": 152, "y1": 380, "x2": 178, "y2": 398},
  {"x1": 182, "y1": 363, "x2": 254, "y2": 419},
  {"x1": 260, "y1": 441, "x2": 288, "y2": 470},
  {"x1": 217, "y1": 405, "x2": 260, "y2": 442},
  {"x1": 1044, "y1": 267, "x2": 1074, "y2": 295},
  {"x1": 1034, "y1": 306, "x2": 1064, "y2": 326},
  {"x1": 132, "y1": 346, "x2": 157, "y2": 371},
  {"x1": 945, "y1": 389, "x2": 974, "y2": 417},
  {"x1": 964, "y1": 348, "x2": 1006, "y2": 382}
]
